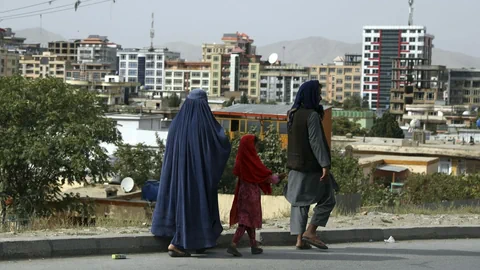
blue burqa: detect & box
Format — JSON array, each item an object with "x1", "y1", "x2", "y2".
[{"x1": 151, "y1": 89, "x2": 231, "y2": 250}]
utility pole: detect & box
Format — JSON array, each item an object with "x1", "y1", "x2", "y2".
[
  {"x1": 408, "y1": 0, "x2": 414, "y2": 26},
  {"x1": 150, "y1": 13, "x2": 155, "y2": 51}
]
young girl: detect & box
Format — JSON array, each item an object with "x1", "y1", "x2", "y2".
[{"x1": 227, "y1": 134, "x2": 283, "y2": 257}]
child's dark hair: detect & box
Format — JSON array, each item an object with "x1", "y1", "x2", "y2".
[{"x1": 254, "y1": 136, "x2": 259, "y2": 144}]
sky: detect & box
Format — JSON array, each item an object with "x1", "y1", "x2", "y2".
[{"x1": 0, "y1": 0, "x2": 479, "y2": 56}]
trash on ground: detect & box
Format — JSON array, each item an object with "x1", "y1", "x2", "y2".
[{"x1": 384, "y1": 236, "x2": 396, "y2": 243}]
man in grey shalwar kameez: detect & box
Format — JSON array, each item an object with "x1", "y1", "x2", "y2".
[{"x1": 284, "y1": 80, "x2": 336, "y2": 250}]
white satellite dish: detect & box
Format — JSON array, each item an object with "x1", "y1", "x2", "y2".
[
  {"x1": 410, "y1": 119, "x2": 421, "y2": 128},
  {"x1": 268, "y1": 53, "x2": 278, "y2": 64},
  {"x1": 121, "y1": 177, "x2": 135, "y2": 193}
]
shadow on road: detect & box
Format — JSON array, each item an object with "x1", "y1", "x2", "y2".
[
  {"x1": 332, "y1": 247, "x2": 480, "y2": 257},
  {"x1": 195, "y1": 249, "x2": 405, "y2": 262}
]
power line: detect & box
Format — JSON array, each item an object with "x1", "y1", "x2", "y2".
[
  {"x1": 0, "y1": 0, "x2": 112, "y2": 21},
  {"x1": 0, "y1": 0, "x2": 61, "y2": 14},
  {"x1": 0, "y1": 0, "x2": 99, "y2": 20}
]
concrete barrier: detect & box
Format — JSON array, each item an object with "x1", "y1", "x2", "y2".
[{"x1": 2, "y1": 226, "x2": 480, "y2": 260}]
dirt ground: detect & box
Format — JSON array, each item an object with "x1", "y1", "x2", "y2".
[{"x1": 1, "y1": 212, "x2": 479, "y2": 239}]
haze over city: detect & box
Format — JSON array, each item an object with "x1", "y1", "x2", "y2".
[{"x1": 1, "y1": 0, "x2": 478, "y2": 57}]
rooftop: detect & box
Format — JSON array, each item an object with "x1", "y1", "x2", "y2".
[{"x1": 213, "y1": 104, "x2": 332, "y2": 118}]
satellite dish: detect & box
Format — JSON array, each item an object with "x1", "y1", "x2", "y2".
[
  {"x1": 121, "y1": 177, "x2": 135, "y2": 193},
  {"x1": 268, "y1": 53, "x2": 278, "y2": 64},
  {"x1": 410, "y1": 119, "x2": 421, "y2": 128},
  {"x1": 462, "y1": 111, "x2": 471, "y2": 116}
]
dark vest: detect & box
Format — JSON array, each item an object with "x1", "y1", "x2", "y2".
[{"x1": 286, "y1": 109, "x2": 323, "y2": 173}]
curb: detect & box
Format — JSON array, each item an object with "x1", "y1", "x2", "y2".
[{"x1": 1, "y1": 226, "x2": 480, "y2": 260}]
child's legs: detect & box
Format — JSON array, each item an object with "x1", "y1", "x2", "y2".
[
  {"x1": 245, "y1": 226, "x2": 257, "y2": 247},
  {"x1": 232, "y1": 224, "x2": 247, "y2": 245}
]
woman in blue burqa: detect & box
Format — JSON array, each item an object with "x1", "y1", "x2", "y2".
[{"x1": 151, "y1": 89, "x2": 231, "y2": 258}]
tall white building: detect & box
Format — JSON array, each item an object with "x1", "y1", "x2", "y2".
[
  {"x1": 77, "y1": 35, "x2": 119, "y2": 69},
  {"x1": 116, "y1": 48, "x2": 180, "y2": 98},
  {"x1": 259, "y1": 64, "x2": 309, "y2": 103},
  {"x1": 361, "y1": 25, "x2": 434, "y2": 111}
]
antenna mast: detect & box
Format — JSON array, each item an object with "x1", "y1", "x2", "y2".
[
  {"x1": 150, "y1": 13, "x2": 155, "y2": 51},
  {"x1": 408, "y1": 0, "x2": 414, "y2": 26}
]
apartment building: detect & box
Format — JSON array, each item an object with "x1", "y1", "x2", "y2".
[
  {"x1": 117, "y1": 48, "x2": 181, "y2": 98},
  {"x1": 48, "y1": 40, "x2": 81, "y2": 62},
  {"x1": 259, "y1": 64, "x2": 309, "y2": 103},
  {"x1": 204, "y1": 33, "x2": 262, "y2": 98},
  {"x1": 0, "y1": 48, "x2": 20, "y2": 77},
  {"x1": 447, "y1": 69, "x2": 480, "y2": 106},
  {"x1": 310, "y1": 54, "x2": 362, "y2": 103},
  {"x1": 19, "y1": 52, "x2": 69, "y2": 80},
  {"x1": 66, "y1": 75, "x2": 138, "y2": 106},
  {"x1": 361, "y1": 25, "x2": 434, "y2": 111},
  {"x1": 0, "y1": 28, "x2": 26, "y2": 48},
  {"x1": 202, "y1": 32, "x2": 256, "y2": 62},
  {"x1": 164, "y1": 60, "x2": 211, "y2": 97},
  {"x1": 389, "y1": 57, "x2": 448, "y2": 122},
  {"x1": 65, "y1": 62, "x2": 116, "y2": 82},
  {"x1": 78, "y1": 35, "x2": 119, "y2": 69}
]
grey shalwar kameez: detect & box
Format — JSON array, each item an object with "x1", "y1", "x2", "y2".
[{"x1": 284, "y1": 112, "x2": 336, "y2": 235}]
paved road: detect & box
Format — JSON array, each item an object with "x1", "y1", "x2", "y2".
[{"x1": 2, "y1": 239, "x2": 480, "y2": 270}]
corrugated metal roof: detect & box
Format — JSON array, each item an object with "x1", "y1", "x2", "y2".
[
  {"x1": 376, "y1": 165, "x2": 408, "y2": 173},
  {"x1": 216, "y1": 104, "x2": 331, "y2": 116}
]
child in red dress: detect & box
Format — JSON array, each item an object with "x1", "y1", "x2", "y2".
[{"x1": 227, "y1": 134, "x2": 283, "y2": 257}]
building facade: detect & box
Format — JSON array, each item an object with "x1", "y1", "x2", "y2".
[
  {"x1": 447, "y1": 69, "x2": 480, "y2": 106},
  {"x1": 164, "y1": 60, "x2": 211, "y2": 97},
  {"x1": 78, "y1": 35, "x2": 119, "y2": 69},
  {"x1": 310, "y1": 54, "x2": 363, "y2": 103},
  {"x1": 66, "y1": 75, "x2": 138, "y2": 106},
  {"x1": 117, "y1": 48, "x2": 181, "y2": 98},
  {"x1": 203, "y1": 33, "x2": 261, "y2": 98},
  {"x1": 259, "y1": 64, "x2": 309, "y2": 103},
  {"x1": 19, "y1": 52, "x2": 69, "y2": 80},
  {"x1": 0, "y1": 48, "x2": 20, "y2": 77},
  {"x1": 361, "y1": 26, "x2": 434, "y2": 111},
  {"x1": 48, "y1": 40, "x2": 81, "y2": 62},
  {"x1": 65, "y1": 62, "x2": 116, "y2": 82}
]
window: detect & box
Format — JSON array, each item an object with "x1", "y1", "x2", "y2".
[
  {"x1": 409, "y1": 45, "x2": 416, "y2": 50},
  {"x1": 320, "y1": 68, "x2": 327, "y2": 73},
  {"x1": 250, "y1": 81, "x2": 256, "y2": 87},
  {"x1": 202, "y1": 80, "x2": 209, "y2": 86},
  {"x1": 372, "y1": 77, "x2": 379, "y2": 82},
  {"x1": 174, "y1": 72, "x2": 183, "y2": 77},
  {"x1": 344, "y1": 68, "x2": 352, "y2": 73},
  {"x1": 165, "y1": 79, "x2": 172, "y2": 85},
  {"x1": 157, "y1": 55, "x2": 163, "y2": 61},
  {"x1": 365, "y1": 45, "x2": 371, "y2": 50},
  {"x1": 213, "y1": 64, "x2": 219, "y2": 69},
  {"x1": 401, "y1": 45, "x2": 407, "y2": 50},
  {"x1": 174, "y1": 79, "x2": 182, "y2": 84},
  {"x1": 146, "y1": 62, "x2": 155, "y2": 69},
  {"x1": 250, "y1": 89, "x2": 256, "y2": 95},
  {"x1": 344, "y1": 83, "x2": 352, "y2": 89},
  {"x1": 373, "y1": 45, "x2": 379, "y2": 50},
  {"x1": 147, "y1": 55, "x2": 155, "y2": 61},
  {"x1": 365, "y1": 37, "x2": 372, "y2": 42},
  {"x1": 345, "y1": 76, "x2": 352, "y2": 81},
  {"x1": 128, "y1": 77, "x2": 137, "y2": 82},
  {"x1": 354, "y1": 76, "x2": 361, "y2": 81},
  {"x1": 409, "y1": 37, "x2": 416, "y2": 42},
  {"x1": 250, "y1": 65, "x2": 257, "y2": 71},
  {"x1": 336, "y1": 79, "x2": 343, "y2": 84},
  {"x1": 213, "y1": 56, "x2": 220, "y2": 62},
  {"x1": 120, "y1": 54, "x2": 126, "y2": 60},
  {"x1": 128, "y1": 70, "x2": 137, "y2": 76},
  {"x1": 202, "y1": 72, "x2": 209, "y2": 78},
  {"x1": 146, "y1": 70, "x2": 155, "y2": 76},
  {"x1": 145, "y1": 78, "x2": 155, "y2": 84},
  {"x1": 364, "y1": 61, "x2": 371, "y2": 66},
  {"x1": 373, "y1": 37, "x2": 380, "y2": 42},
  {"x1": 165, "y1": 71, "x2": 172, "y2": 76},
  {"x1": 251, "y1": 73, "x2": 257, "y2": 79},
  {"x1": 156, "y1": 78, "x2": 162, "y2": 84},
  {"x1": 401, "y1": 37, "x2": 407, "y2": 42},
  {"x1": 156, "y1": 62, "x2": 163, "y2": 69},
  {"x1": 319, "y1": 75, "x2": 327, "y2": 81},
  {"x1": 311, "y1": 75, "x2": 318, "y2": 80},
  {"x1": 129, "y1": 54, "x2": 137, "y2": 60},
  {"x1": 192, "y1": 72, "x2": 200, "y2": 77},
  {"x1": 373, "y1": 53, "x2": 379, "y2": 58},
  {"x1": 353, "y1": 83, "x2": 361, "y2": 90},
  {"x1": 365, "y1": 30, "x2": 371, "y2": 33},
  {"x1": 156, "y1": 70, "x2": 163, "y2": 76},
  {"x1": 213, "y1": 72, "x2": 219, "y2": 78},
  {"x1": 364, "y1": 77, "x2": 370, "y2": 82},
  {"x1": 373, "y1": 61, "x2": 379, "y2": 66},
  {"x1": 337, "y1": 69, "x2": 343, "y2": 75},
  {"x1": 372, "y1": 69, "x2": 379, "y2": 74},
  {"x1": 120, "y1": 62, "x2": 126, "y2": 68},
  {"x1": 364, "y1": 53, "x2": 370, "y2": 58}
]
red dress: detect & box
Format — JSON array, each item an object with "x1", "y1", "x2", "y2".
[
  {"x1": 235, "y1": 176, "x2": 276, "y2": 229},
  {"x1": 229, "y1": 135, "x2": 279, "y2": 229}
]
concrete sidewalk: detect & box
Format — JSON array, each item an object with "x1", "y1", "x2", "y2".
[{"x1": 1, "y1": 226, "x2": 480, "y2": 260}]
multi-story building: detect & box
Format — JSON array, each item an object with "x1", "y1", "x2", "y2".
[
  {"x1": 447, "y1": 69, "x2": 480, "y2": 106},
  {"x1": 164, "y1": 60, "x2": 211, "y2": 97},
  {"x1": 259, "y1": 64, "x2": 309, "y2": 103},
  {"x1": 389, "y1": 57, "x2": 448, "y2": 122},
  {"x1": 78, "y1": 35, "x2": 119, "y2": 69},
  {"x1": 48, "y1": 40, "x2": 81, "y2": 62},
  {"x1": 0, "y1": 28, "x2": 26, "y2": 48},
  {"x1": 0, "y1": 48, "x2": 20, "y2": 77},
  {"x1": 310, "y1": 54, "x2": 363, "y2": 103},
  {"x1": 361, "y1": 25, "x2": 434, "y2": 111},
  {"x1": 116, "y1": 48, "x2": 181, "y2": 98},
  {"x1": 202, "y1": 32, "x2": 256, "y2": 62},
  {"x1": 66, "y1": 75, "x2": 139, "y2": 106},
  {"x1": 203, "y1": 33, "x2": 262, "y2": 98},
  {"x1": 19, "y1": 52, "x2": 69, "y2": 80},
  {"x1": 65, "y1": 62, "x2": 116, "y2": 82}
]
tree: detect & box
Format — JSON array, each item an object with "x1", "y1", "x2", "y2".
[
  {"x1": 332, "y1": 117, "x2": 367, "y2": 136},
  {"x1": 219, "y1": 132, "x2": 241, "y2": 194},
  {"x1": 165, "y1": 94, "x2": 182, "y2": 108},
  {"x1": 342, "y1": 95, "x2": 363, "y2": 111},
  {"x1": 113, "y1": 134, "x2": 165, "y2": 187},
  {"x1": 330, "y1": 149, "x2": 364, "y2": 195},
  {"x1": 369, "y1": 112, "x2": 405, "y2": 138},
  {"x1": 0, "y1": 77, "x2": 121, "y2": 217},
  {"x1": 240, "y1": 93, "x2": 249, "y2": 104}
]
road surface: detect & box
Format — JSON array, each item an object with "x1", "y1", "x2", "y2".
[{"x1": 2, "y1": 239, "x2": 480, "y2": 270}]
